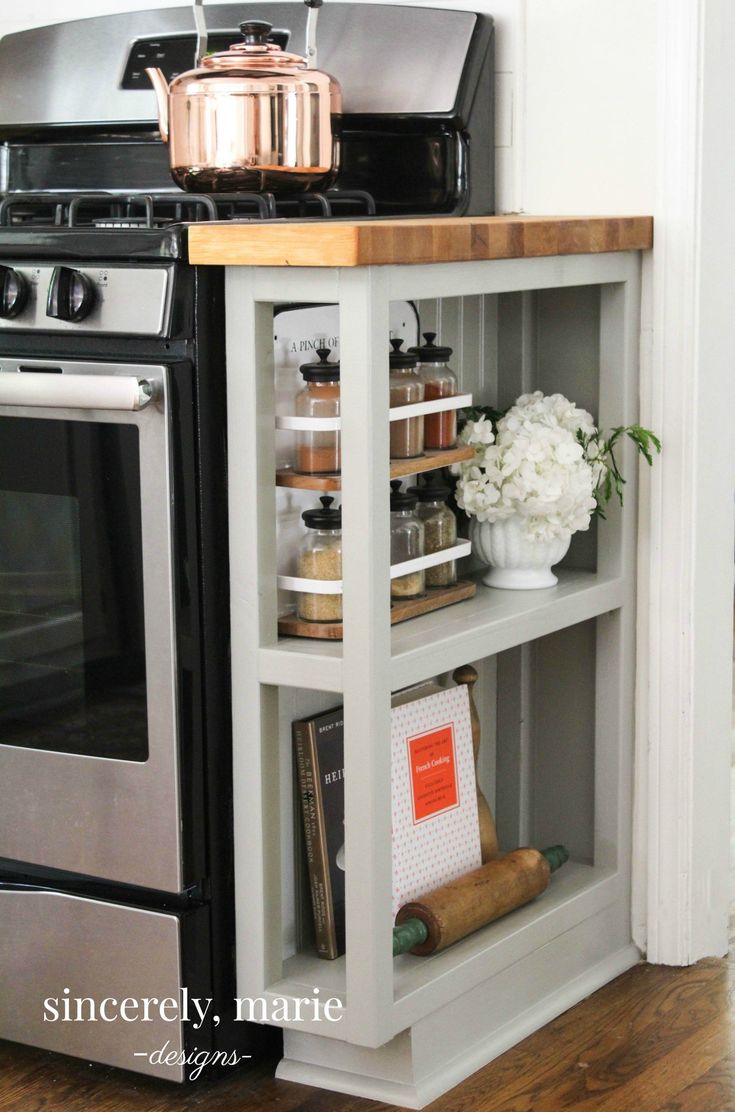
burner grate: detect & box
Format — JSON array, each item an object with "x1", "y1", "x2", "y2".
[{"x1": 0, "y1": 190, "x2": 377, "y2": 229}]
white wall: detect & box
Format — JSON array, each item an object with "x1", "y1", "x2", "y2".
[{"x1": 523, "y1": 0, "x2": 656, "y2": 214}]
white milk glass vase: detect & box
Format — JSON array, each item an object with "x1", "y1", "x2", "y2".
[{"x1": 470, "y1": 516, "x2": 571, "y2": 590}]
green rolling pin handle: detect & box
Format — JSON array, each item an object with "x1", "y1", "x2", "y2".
[
  {"x1": 393, "y1": 918, "x2": 429, "y2": 957},
  {"x1": 542, "y1": 845, "x2": 569, "y2": 872}
]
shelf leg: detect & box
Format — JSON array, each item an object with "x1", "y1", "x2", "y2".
[
  {"x1": 338, "y1": 266, "x2": 394, "y2": 1046},
  {"x1": 225, "y1": 268, "x2": 282, "y2": 995}
]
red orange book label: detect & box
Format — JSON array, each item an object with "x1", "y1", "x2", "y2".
[{"x1": 407, "y1": 724, "x2": 459, "y2": 822}]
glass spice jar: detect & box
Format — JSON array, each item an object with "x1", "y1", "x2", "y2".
[
  {"x1": 390, "y1": 480, "x2": 425, "y2": 599},
  {"x1": 409, "y1": 473, "x2": 458, "y2": 588},
  {"x1": 297, "y1": 496, "x2": 342, "y2": 622},
  {"x1": 389, "y1": 337, "x2": 424, "y2": 459},
  {"x1": 294, "y1": 347, "x2": 340, "y2": 474},
  {"x1": 409, "y1": 332, "x2": 458, "y2": 450}
]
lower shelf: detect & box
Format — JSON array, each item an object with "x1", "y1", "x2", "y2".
[
  {"x1": 276, "y1": 929, "x2": 640, "y2": 1108},
  {"x1": 266, "y1": 860, "x2": 619, "y2": 1040}
]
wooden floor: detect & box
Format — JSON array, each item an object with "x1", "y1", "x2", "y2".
[{"x1": 2, "y1": 923, "x2": 735, "y2": 1112}]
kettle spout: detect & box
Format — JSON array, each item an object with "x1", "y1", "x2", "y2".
[{"x1": 145, "y1": 68, "x2": 170, "y2": 143}]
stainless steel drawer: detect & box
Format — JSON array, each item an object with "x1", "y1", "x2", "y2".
[{"x1": 0, "y1": 886, "x2": 208, "y2": 1080}]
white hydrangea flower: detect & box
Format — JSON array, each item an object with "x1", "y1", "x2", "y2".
[{"x1": 455, "y1": 392, "x2": 608, "y2": 542}]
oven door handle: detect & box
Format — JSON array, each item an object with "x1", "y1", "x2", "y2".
[{"x1": 0, "y1": 372, "x2": 156, "y2": 411}]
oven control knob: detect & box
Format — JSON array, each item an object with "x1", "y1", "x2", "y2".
[
  {"x1": 0, "y1": 264, "x2": 29, "y2": 319},
  {"x1": 46, "y1": 266, "x2": 96, "y2": 323}
]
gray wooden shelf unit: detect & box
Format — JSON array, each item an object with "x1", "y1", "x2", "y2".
[{"x1": 223, "y1": 248, "x2": 642, "y2": 1108}]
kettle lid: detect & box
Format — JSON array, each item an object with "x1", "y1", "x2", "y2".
[{"x1": 201, "y1": 19, "x2": 307, "y2": 70}]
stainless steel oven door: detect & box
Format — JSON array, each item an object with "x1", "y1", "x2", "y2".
[{"x1": 0, "y1": 359, "x2": 183, "y2": 893}]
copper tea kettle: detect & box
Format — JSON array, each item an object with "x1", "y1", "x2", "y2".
[{"x1": 146, "y1": 0, "x2": 342, "y2": 193}]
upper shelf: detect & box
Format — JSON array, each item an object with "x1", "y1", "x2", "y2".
[{"x1": 188, "y1": 214, "x2": 654, "y2": 268}]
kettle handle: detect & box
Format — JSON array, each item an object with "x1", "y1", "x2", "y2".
[
  {"x1": 304, "y1": 0, "x2": 323, "y2": 68},
  {"x1": 193, "y1": 0, "x2": 208, "y2": 66}
]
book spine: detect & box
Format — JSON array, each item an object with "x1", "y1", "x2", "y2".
[{"x1": 293, "y1": 721, "x2": 337, "y2": 960}]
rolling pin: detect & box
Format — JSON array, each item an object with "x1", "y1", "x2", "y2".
[
  {"x1": 392, "y1": 846, "x2": 569, "y2": 956},
  {"x1": 453, "y1": 664, "x2": 499, "y2": 862}
]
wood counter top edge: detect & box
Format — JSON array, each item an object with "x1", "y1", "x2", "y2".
[{"x1": 188, "y1": 214, "x2": 653, "y2": 268}]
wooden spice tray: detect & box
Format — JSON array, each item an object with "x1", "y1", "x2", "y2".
[
  {"x1": 276, "y1": 445, "x2": 474, "y2": 491},
  {"x1": 277, "y1": 579, "x2": 476, "y2": 640}
]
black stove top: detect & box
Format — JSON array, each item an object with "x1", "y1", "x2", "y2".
[
  {"x1": 0, "y1": 190, "x2": 377, "y2": 229},
  {"x1": 0, "y1": 188, "x2": 378, "y2": 261}
]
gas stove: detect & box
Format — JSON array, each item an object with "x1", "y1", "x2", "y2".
[{"x1": 0, "y1": 0, "x2": 494, "y2": 1085}]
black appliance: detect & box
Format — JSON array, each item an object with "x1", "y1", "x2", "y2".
[{"x1": 0, "y1": 2, "x2": 494, "y2": 1084}]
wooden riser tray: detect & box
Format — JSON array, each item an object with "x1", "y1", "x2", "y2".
[
  {"x1": 278, "y1": 579, "x2": 476, "y2": 640},
  {"x1": 276, "y1": 445, "x2": 474, "y2": 491}
]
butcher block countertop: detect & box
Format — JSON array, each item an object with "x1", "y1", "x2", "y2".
[{"x1": 187, "y1": 214, "x2": 653, "y2": 268}]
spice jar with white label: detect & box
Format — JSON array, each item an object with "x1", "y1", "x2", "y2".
[
  {"x1": 297, "y1": 496, "x2": 342, "y2": 622},
  {"x1": 389, "y1": 338, "x2": 424, "y2": 459},
  {"x1": 295, "y1": 348, "x2": 340, "y2": 474},
  {"x1": 409, "y1": 332, "x2": 458, "y2": 450},
  {"x1": 390, "y1": 480, "x2": 425, "y2": 599},
  {"x1": 409, "y1": 473, "x2": 458, "y2": 587}
]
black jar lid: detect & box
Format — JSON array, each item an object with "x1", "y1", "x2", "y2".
[
  {"x1": 389, "y1": 337, "x2": 419, "y2": 369},
  {"x1": 408, "y1": 472, "x2": 451, "y2": 503},
  {"x1": 302, "y1": 495, "x2": 342, "y2": 529},
  {"x1": 390, "y1": 479, "x2": 418, "y2": 510},
  {"x1": 300, "y1": 347, "x2": 340, "y2": 382},
  {"x1": 408, "y1": 331, "x2": 453, "y2": 363}
]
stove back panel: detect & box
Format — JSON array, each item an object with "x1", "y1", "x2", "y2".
[{"x1": 0, "y1": 4, "x2": 477, "y2": 128}]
